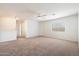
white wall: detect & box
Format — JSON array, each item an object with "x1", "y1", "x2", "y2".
[
  {"x1": 24, "y1": 20, "x2": 39, "y2": 38},
  {"x1": 39, "y1": 14, "x2": 78, "y2": 42},
  {"x1": 0, "y1": 17, "x2": 17, "y2": 42},
  {"x1": 78, "y1": 9, "x2": 79, "y2": 47},
  {"x1": 0, "y1": 15, "x2": 77, "y2": 42},
  {"x1": 0, "y1": 31, "x2": 16, "y2": 42}
]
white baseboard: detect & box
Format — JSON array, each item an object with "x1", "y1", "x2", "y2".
[{"x1": 38, "y1": 35, "x2": 78, "y2": 43}]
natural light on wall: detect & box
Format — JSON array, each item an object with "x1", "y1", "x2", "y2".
[
  {"x1": 0, "y1": 16, "x2": 17, "y2": 42},
  {"x1": 0, "y1": 17, "x2": 16, "y2": 31}
]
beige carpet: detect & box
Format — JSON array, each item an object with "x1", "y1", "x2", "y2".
[{"x1": 0, "y1": 37, "x2": 78, "y2": 56}]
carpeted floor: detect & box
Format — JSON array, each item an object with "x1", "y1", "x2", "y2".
[{"x1": 0, "y1": 37, "x2": 78, "y2": 56}]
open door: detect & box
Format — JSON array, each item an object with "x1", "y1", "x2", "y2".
[{"x1": 16, "y1": 20, "x2": 26, "y2": 38}]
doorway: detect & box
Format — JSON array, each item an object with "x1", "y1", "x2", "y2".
[{"x1": 16, "y1": 20, "x2": 26, "y2": 38}]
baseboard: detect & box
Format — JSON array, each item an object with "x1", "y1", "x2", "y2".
[
  {"x1": 17, "y1": 35, "x2": 78, "y2": 43},
  {"x1": 0, "y1": 40, "x2": 16, "y2": 45},
  {"x1": 26, "y1": 35, "x2": 40, "y2": 39},
  {"x1": 38, "y1": 35, "x2": 78, "y2": 43},
  {"x1": 17, "y1": 36, "x2": 26, "y2": 38}
]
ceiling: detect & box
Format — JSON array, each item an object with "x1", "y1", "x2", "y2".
[{"x1": 0, "y1": 3, "x2": 79, "y2": 21}]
